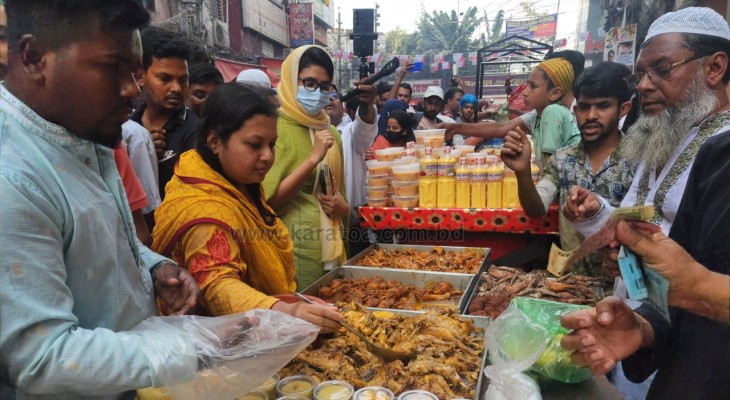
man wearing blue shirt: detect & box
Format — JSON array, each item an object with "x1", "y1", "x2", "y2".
[{"x1": 0, "y1": 1, "x2": 201, "y2": 398}]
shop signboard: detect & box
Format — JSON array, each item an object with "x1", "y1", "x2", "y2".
[
  {"x1": 604, "y1": 24, "x2": 637, "y2": 70},
  {"x1": 505, "y1": 14, "x2": 557, "y2": 39},
  {"x1": 290, "y1": 2, "x2": 314, "y2": 47}
]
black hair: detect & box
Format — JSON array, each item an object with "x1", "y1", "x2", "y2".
[
  {"x1": 573, "y1": 61, "x2": 632, "y2": 104},
  {"x1": 608, "y1": 49, "x2": 615, "y2": 56},
  {"x1": 678, "y1": 33, "x2": 730, "y2": 84},
  {"x1": 189, "y1": 64, "x2": 224, "y2": 86},
  {"x1": 187, "y1": 41, "x2": 215, "y2": 66},
  {"x1": 196, "y1": 83, "x2": 279, "y2": 226},
  {"x1": 6, "y1": 0, "x2": 149, "y2": 50},
  {"x1": 444, "y1": 87, "x2": 464, "y2": 102},
  {"x1": 298, "y1": 47, "x2": 334, "y2": 80},
  {"x1": 141, "y1": 26, "x2": 192, "y2": 71},
  {"x1": 399, "y1": 83, "x2": 413, "y2": 96},
  {"x1": 546, "y1": 50, "x2": 585, "y2": 80},
  {"x1": 345, "y1": 90, "x2": 360, "y2": 113},
  {"x1": 386, "y1": 109, "x2": 416, "y2": 142},
  {"x1": 377, "y1": 81, "x2": 393, "y2": 95}
]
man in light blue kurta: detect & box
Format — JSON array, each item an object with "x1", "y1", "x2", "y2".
[{"x1": 0, "y1": 1, "x2": 200, "y2": 398}]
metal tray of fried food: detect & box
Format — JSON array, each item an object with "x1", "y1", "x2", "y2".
[
  {"x1": 345, "y1": 243, "x2": 491, "y2": 276},
  {"x1": 462, "y1": 265, "x2": 606, "y2": 317},
  {"x1": 363, "y1": 308, "x2": 490, "y2": 400},
  {"x1": 301, "y1": 266, "x2": 475, "y2": 312}
]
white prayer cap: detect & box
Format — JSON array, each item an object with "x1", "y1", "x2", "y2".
[
  {"x1": 236, "y1": 69, "x2": 272, "y2": 88},
  {"x1": 644, "y1": 7, "x2": 730, "y2": 43}
]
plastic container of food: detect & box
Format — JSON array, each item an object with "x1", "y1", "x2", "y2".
[
  {"x1": 422, "y1": 135, "x2": 445, "y2": 149},
  {"x1": 367, "y1": 174, "x2": 389, "y2": 187},
  {"x1": 392, "y1": 195, "x2": 419, "y2": 208},
  {"x1": 375, "y1": 147, "x2": 404, "y2": 162},
  {"x1": 353, "y1": 387, "x2": 394, "y2": 400},
  {"x1": 254, "y1": 374, "x2": 280, "y2": 400},
  {"x1": 238, "y1": 391, "x2": 269, "y2": 400},
  {"x1": 313, "y1": 381, "x2": 354, "y2": 400},
  {"x1": 391, "y1": 163, "x2": 420, "y2": 182},
  {"x1": 392, "y1": 181, "x2": 419, "y2": 196},
  {"x1": 434, "y1": 147, "x2": 461, "y2": 159},
  {"x1": 455, "y1": 145, "x2": 476, "y2": 155},
  {"x1": 367, "y1": 197, "x2": 388, "y2": 207},
  {"x1": 366, "y1": 160, "x2": 392, "y2": 176},
  {"x1": 366, "y1": 186, "x2": 388, "y2": 198},
  {"x1": 276, "y1": 375, "x2": 317, "y2": 400},
  {"x1": 396, "y1": 390, "x2": 439, "y2": 400}
]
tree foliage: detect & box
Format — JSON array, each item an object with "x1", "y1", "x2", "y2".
[{"x1": 418, "y1": 6, "x2": 481, "y2": 53}]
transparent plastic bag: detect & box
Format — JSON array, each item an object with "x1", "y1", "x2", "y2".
[
  {"x1": 484, "y1": 298, "x2": 546, "y2": 400},
  {"x1": 132, "y1": 309, "x2": 319, "y2": 400},
  {"x1": 484, "y1": 297, "x2": 591, "y2": 398}
]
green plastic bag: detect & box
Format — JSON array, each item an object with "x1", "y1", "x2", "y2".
[{"x1": 489, "y1": 297, "x2": 592, "y2": 384}]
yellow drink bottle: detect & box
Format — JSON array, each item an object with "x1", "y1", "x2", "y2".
[
  {"x1": 470, "y1": 156, "x2": 487, "y2": 208},
  {"x1": 437, "y1": 146, "x2": 456, "y2": 208},
  {"x1": 455, "y1": 157, "x2": 471, "y2": 208},
  {"x1": 419, "y1": 147, "x2": 438, "y2": 208},
  {"x1": 486, "y1": 155, "x2": 503, "y2": 209},
  {"x1": 502, "y1": 166, "x2": 519, "y2": 208}
]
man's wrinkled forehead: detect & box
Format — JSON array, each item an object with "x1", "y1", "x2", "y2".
[{"x1": 635, "y1": 33, "x2": 688, "y2": 70}]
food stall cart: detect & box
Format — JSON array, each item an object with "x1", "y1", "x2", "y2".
[{"x1": 357, "y1": 205, "x2": 560, "y2": 261}]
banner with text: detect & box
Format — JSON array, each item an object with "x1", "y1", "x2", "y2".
[
  {"x1": 289, "y1": 3, "x2": 314, "y2": 48},
  {"x1": 461, "y1": 74, "x2": 529, "y2": 96},
  {"x1": 505, "y1": 14, "x2": 558, "y2": 39},
  {"x1": 408, "y1": 79, "x2": 443, "y2": 98}
]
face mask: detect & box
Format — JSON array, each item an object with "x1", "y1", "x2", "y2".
[
  {"x1": 385, "y1": 130, "x2": 404, "y2": 142},
  {"x1": 297, "y1": 87, "x2": 329, "y2": 115}
]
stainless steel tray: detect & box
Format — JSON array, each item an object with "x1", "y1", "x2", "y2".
[
  {"x1": 462, "y1": 268, "x2": 606, "y2": 316},
  {"x1": 345, "y1": 243, "x2": 491, "y2": 276},
  {"x1": 300, "y1": 266, "x2": 474, "y2": 312},
  {"x1": 358, "y1": 308, "x2": 490, "y2": 400}
]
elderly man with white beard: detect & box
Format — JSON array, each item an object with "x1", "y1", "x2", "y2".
[
  {"x1": 560, "y1": 7, "x2": 730, "y2": 400},
  {"x1": 564, "y1": 10, "x2": 730, "y2": 235}
]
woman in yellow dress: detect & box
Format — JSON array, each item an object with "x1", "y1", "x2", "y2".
[
  {"x1": 152, "y1": 83, "x2": 341, "y2": 332},
  {"x1": 263, "y1": 45, "x2": 351, "y2": 289}
]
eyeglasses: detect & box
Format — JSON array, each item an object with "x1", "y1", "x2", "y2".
[
  {"x1": 624, "y1": 54, "x2": 705, "y2": 89},
  {"x1": 298, "y1": 77, "x2": 335, "y2": 94}
]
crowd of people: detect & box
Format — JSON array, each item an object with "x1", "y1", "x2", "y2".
[{"x1": 0, "y1": 0, "x2": 727, "y2": 399}]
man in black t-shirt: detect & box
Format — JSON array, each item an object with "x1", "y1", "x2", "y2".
[{"x1": 132, "y1": 27, "x2": 198, "y2": 202}]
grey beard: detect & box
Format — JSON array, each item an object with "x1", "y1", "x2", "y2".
[{"x1": 621, "y1": 72, "x2": 718, "y2": 169}]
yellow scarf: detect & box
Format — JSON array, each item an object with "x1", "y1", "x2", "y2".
[
  {"x1": 152, "y1": 150, "x2": 296, "y2": 294},
  {"x1": 279, "y1": 45, "x2": 346, "y2": 266},
  {"x1": 278, "y1": 45, "x2": 331, "y2": 130}
]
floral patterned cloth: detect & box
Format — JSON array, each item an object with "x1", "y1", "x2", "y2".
[
  {"x1": 539, "y1": 139, "x2": 635, "y2": 278},
  {"x1": 153, "y1": 151, "x2": 296, "y2": 316}
]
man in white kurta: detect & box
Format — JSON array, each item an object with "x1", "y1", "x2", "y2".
[
  {"x1": 563, "y1": 10, "x2": 730, "y2": 240},
  {"x1": 324, "y1": 87, "x2": 378, "y2": 224},
  {"x1": 561, "y1": 7, "x2": 730, "y2": 399}
]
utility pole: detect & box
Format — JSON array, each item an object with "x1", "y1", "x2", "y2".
[{"x1": 337, "y1": 7, "x2": 343, "y2": 90}]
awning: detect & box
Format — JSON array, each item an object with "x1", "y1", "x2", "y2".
[
  {"x1": 214, "y1": 57, "x2": 280, "y2": 87},
  {"x1": 260, "y1": 57, "x2": 283, "y2": 82}
]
